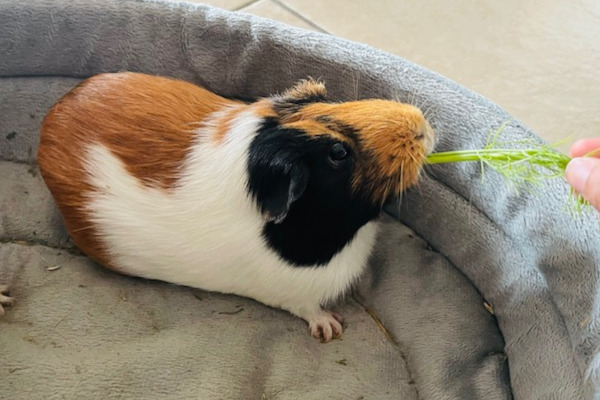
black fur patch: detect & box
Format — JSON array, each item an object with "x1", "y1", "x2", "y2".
[
  {"x1": 315, "y1": 115, "x2": 361, "y2": 143},
  {"x1": 273, "y1": 92, "x2": 328, "y2": 116},
  {"x1": 247, "y1": 119, "x2": 381, "y2": 266}
]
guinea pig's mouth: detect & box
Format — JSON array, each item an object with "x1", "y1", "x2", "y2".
[
  {"x1": 352, "y1": 121, "x2": 435, "y2": 206},
  {"x1": 353, "y1": 152, "x2": 429, "y2": 207},
  {"x1": 419, "y1": 119, "x2": 436, "y2": 156}
]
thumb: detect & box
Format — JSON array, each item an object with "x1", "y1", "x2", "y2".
[{"x1": 566, "y1": 157, "x2": 600, "y2": 212}]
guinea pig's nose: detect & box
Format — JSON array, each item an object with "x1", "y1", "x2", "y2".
[
  {"x1": 417, "y1": 120, "x2": 435, "y2": 154},
  {"x1": 414, "y1": 122, "x2": 429, "y2": 140}
]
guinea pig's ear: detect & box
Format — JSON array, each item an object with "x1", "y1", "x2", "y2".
[
  {"x1": 273, "y1": 78, "x2": 327, "y2": 117},
  {"x1": 255, "y1": 162, "x2": 309, "y2": 224},
  {"x1": 281, "y1": 78, "x2": 327, "y2": 103},
  {"x1": 247, "y1": 125, "x2": 310, "y2": 224}
]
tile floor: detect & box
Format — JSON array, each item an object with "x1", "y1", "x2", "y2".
[{"x1": 190, "y1": 0, "x2": 600, "y2": 153}]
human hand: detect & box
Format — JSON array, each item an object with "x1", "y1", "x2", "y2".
[{"x1": 565, "y1": 138, "x2": 600, "y2": 212}]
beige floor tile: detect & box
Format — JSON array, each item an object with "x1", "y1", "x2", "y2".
[
  {"x1": 240, "y1": 0, "x2": 321, "y2": 31},
  {"x1": 281, "y1": 0, "x2": 600, "y2": 153},
  {"x1": 186, "y1": 0, "x2": 253, "y2": 11}
]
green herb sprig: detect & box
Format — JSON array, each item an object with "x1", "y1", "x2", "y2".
[{"x1": 425, "y1": 124, "x2": 593, "y2": 213}]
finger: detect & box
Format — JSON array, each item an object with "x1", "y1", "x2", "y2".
[
  {"x1": 566, "y1": 157, "x2": 600, "y2": 211},
  {"x1": 569, "y1": 138, "x2": 600, "y2": 158}
]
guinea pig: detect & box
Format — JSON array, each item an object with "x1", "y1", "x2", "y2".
[{"x1": 37, "y1": 72, "x2": 435, "y2": 341}]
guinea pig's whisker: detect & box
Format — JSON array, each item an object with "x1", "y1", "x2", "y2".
[
  {"x1": 399, "y1": 159, "x2": 405, "y2": 191},
  {"x1": 408, "y1": 91, "x2": 417, "y2": 107},
  {"x1": 407, "y1": 151, "x2": 419, "y2": 165},
  {"x1": 384, "y1": 178, "x2": 396, "y2": 206},
  {"x1": 417, "y1": 97, "x2": 429, "y2": 114},
  {"x1": 397, "y1": 167, "x2": 405, "y2": 205},
  {"x1": 414, "y1": 91, "x2": 423, "y2": 108},
  {"x1": 423, "y1": 104, "x2": 437, "y2": 121},
  {"x1": 71, "y1": 225, "x2": 95, "y2": 233},
  {"x1": 419, "y1": 167, "x2": 439, "y2": 199},
  {"x1": 428, "y1": 110, "x2": 440, "y2": 125},
  {"x1": 418, "y1": 162, "x2": 433, "y2": 182}
]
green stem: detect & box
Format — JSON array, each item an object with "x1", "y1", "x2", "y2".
[{"x1": 426, "y1": 148, "x2": 570, "y2": 168}]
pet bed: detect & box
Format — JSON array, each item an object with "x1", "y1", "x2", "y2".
[{"x1": 0, "y1": 1, "x2": 599, "y2": 399}]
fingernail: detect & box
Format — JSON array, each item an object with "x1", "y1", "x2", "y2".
[{"x1": 566, "y1": 158, "x2": 594, "y2": 194}]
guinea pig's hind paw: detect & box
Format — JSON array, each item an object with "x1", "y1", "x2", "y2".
[
  {"x1": 309, "y1": 311, "x2": 344, "y2": 343},
  {"x1": 0, "y1": 285, "x2": 14, "y2": 317}
]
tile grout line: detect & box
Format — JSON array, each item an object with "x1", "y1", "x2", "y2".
[
  {"x1": 233, "y1": 0, "x2": 262, "y2": 11},
  {"x1": 271, "y1": 0, "x2": 330, "y2": 33}
]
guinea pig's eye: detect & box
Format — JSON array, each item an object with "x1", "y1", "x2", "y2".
[{"x1": 328, "y1": 142, "x2": 351, "y2": 167}]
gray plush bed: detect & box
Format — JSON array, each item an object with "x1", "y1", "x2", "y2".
[{"x1": 1, "y1": 1, "x2": 599, "y2": 399}]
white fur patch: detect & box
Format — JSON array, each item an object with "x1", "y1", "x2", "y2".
[{"x1": 83, "y1": 110, "x2": 378, "y2": 322}]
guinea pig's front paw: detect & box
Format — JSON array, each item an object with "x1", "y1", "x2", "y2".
[
  {"x1": 308, "y1": 311, "x2": 344, "y2": 342},
  {"x1": 0, "y1": 285, "x2": 14, "y2": 317}
]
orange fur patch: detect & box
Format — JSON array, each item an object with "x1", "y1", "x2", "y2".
[
  {"x1": 253, "y1": 100, "x2": 280, "y2": 120},
  {"x1": 212, "y1": 106, "x2": 247, "y2": 144},
  {"x1": 280, "y1": 119, "x2": 350, "y2": 143},
  {"x1": 276, "y1": 79, "x2": 327, "y2": 105}
]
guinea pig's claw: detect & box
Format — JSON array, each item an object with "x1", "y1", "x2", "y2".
[
  {"x1": 0, "y1": 285, "x2": 14, "y2": 317},
  {"x1": 309, "y1": 311, "x2": 344, "y2": 342}
]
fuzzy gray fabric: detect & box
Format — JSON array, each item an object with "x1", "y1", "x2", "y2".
[{"x1": 0, "y1": 1, "x2": 598, "y2": 399}]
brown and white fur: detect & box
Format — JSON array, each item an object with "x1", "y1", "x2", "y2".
[{"x1": 36, "y1": 72, "x2": 434, "y2": 341}]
